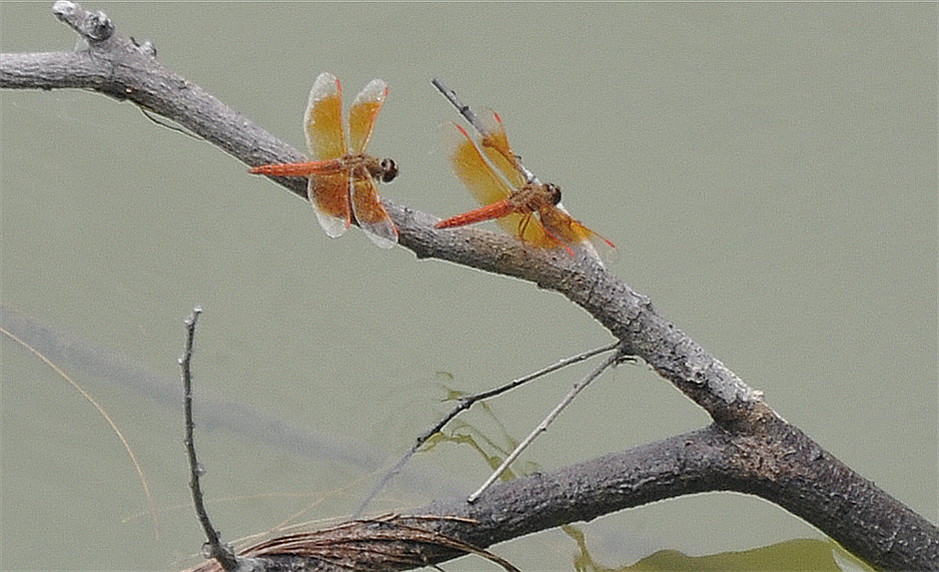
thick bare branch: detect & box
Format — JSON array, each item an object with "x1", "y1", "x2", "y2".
[{"x1": 187, "y1": 425, "x2": 937, "y2": 571}]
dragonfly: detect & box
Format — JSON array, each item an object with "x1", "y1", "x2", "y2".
[
  {"x1": 434, "y1": 107, "x2": 615, "y2": 260},
  {"x1": 250, "y1": 72, "x2": 398, "y2": 248}
]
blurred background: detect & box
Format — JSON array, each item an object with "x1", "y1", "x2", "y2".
[{"x1": 2, "y1": 3, "x2": 935, "y2": 570}]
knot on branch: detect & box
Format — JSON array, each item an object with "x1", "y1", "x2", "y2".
[
  {"x1": 53, "y1": 1, "x2": 113, "y2": 43},
  {"x1": 129, "y1": 37, "x2": 157, "y2": 58}
]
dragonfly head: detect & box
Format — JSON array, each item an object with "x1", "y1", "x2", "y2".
[
  {"x1": 378, "y1": 158, "x2": 398, "y2": 183},
  {"x1": 544, "y1": 183, "x2": 562, "y2": 206}
]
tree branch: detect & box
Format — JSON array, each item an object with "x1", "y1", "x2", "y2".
[{"x1": 3, "y1": 3, "x2": 936, "y2": 571}]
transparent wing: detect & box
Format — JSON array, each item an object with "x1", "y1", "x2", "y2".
[
  {"x1": 305, "y1": 72, "x2": 347, "y2": 161},
  {"x1": 350, "y1": 168, "x2": 397, "y2": 248},
  {"x1": 348, "y1": 79, "x2": 388, "y2": 154},
  {"x1": 307, "y1": 173, "x2": 351, "y2": 238}
]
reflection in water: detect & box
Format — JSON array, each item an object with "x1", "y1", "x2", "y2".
[{"x1": 0, "y1": 306, "x2": 461, "y2": 501}]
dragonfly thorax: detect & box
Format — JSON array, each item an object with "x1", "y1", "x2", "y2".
[{"x1": 510, "y1": 182, "x2": 563, "y2": 214}]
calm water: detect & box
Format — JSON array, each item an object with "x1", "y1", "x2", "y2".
[{"x1": 2, "y1": 3, "x2": 935, "y2": 570}]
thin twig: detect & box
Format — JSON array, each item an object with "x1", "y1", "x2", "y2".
[
  {"x1": 430, "y1": 78, "x2": 487, "y2": 137},
  {"x1": 431, "y1": 77, "x2": 539, "y2": 184},
  {"x1": 139, "y1": 106, "x2": 203, "y2": 140},
  {"x1": 181, "y1": 307, "x2": 239, "y2": 571},
  {"x1": 468, "y1": 349, "x2": 623, "y2": 503},
  {"x1": 357, "y1": 342, "x2": 622, "y2": 515}
]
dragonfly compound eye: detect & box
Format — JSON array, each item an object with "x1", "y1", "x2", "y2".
[
  {"x1": 545, "y1": 183, "x2": 562, "y2": 205},
  {"x1": 380, "y1": 158, "x2": 398, "y2": 183}
]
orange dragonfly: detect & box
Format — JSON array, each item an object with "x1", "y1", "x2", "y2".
[
  {"x1": 250, "y1": 72, "x2": 398, "y2": 248},
  {"x1": 435, "y1": 109, "x2": 615, "y2": 260}
]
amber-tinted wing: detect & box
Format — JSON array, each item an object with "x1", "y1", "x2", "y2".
[
  {"x1": 444, "y1": 123, "x2": 555, "y2": 246},
  {"x1": 540, "y1": 205, "x2": 617, "y2": 261},
  {"x1": 303, "y1": 73, "x2": 351, "y2": 236},
  {"x1": 478, "y1": 109, "x2": 527, "y2": 189},
  {"x1": 348, "y1": 79, "x2": 388, "y2": 154},
  {"x1": 349, "y1": 166, "x2": 397, "y2": 248},
  {"x1": 305, "y1": 72, "x2": 347, "y2": 161},
  {"x1": 445, "y1": 123, "x2": 512, "y2": 205},
  {"x1": 308, "y1": 173, "x2": 351, "y2": 238}
]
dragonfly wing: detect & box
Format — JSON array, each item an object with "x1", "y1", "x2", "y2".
[
  {"x1": 348, "y1": 79, "x2": 388, "y2": 154},
  {"x1": 305, "y1": 72, "x2": 347, "y2": 161},
  {"x1": 308, "y1": 173, "x2": 351, "y2": 238},
  {"x1": 444, "y1": 122, "x2": 514, "y2": 205},
  {"x1": 540, "y1": 204, "x2": 617, "y2": 262},
  {"x1": 350, "y1": 169, "x2": 397, "y2": 248},
  {"x1": 479, "y1": 109, "x2": 526, "y2": 188},
  {"x1": 443, "y1": 123, "x2": 555, "y2": 245},
  {"x1": 497, "y1": 211, "x2": 555, "y2": 247}
]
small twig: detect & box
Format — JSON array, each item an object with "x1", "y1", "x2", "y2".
[
  {"x1": 139, "y1": 107, "x2": 203, "y2": 141},
  {"x1": 181, "y1": 308, "x2": 239, "y2": 571},
  {"x1": 468, "y1": 349, "x2": 623, "y2": 503},
  {"x1": 357, "y1": 342, "x2": 622, "y2": 515},
  {"x1": 430, "y1": 78, "x2": 487, "y2": 137}
]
